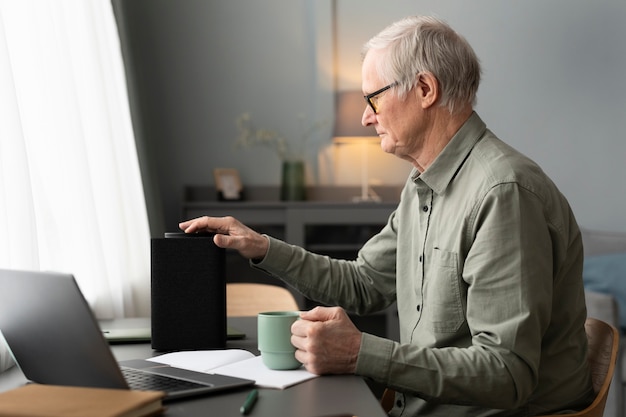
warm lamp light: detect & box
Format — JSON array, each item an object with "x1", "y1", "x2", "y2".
[{"x1": 333, "y1": 91, "x2": 381, "y2": 202}]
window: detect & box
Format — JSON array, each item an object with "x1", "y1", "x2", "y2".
[{"x1": 0, "y1": 1, "x2": 151, "y2": 320}]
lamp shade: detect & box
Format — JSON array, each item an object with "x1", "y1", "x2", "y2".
[{"x1": 333, "y1": 90, "x2": 377, "y2": 142}]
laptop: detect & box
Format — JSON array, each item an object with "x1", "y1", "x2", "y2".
[
  {"x1": 0, "y1": 269, "x2": 254, "y2": 401},
  {"x1": 99, "y1": 319, "x2": 246, "y2": 344}
]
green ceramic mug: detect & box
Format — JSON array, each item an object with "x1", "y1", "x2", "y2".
[{"x1": 257, "y1": 311, "x2": 302, "y2": 370}]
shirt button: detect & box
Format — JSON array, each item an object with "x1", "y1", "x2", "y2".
[
  {"x1": 419, "y1": 255, "x2": 423, "y2": 262},
  {"x1": 416, "y1": 305, "x2": 421, "y2": 312},
  {"x1": 396, "y1": 399, "x2": 403, "y2": 408},
  {"x1": 422, "y1": 205, "x2": 429, "y2": 212}
]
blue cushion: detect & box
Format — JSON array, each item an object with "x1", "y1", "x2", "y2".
[{"x1": 583, "y1": 253, "x2": 626, "y2": 329}]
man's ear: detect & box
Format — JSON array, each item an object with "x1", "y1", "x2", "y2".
[{"x1": 415, "y1": 72, "x2": 439, "y2": 109}]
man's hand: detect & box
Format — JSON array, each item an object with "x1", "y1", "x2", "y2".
[
  {"x1": 291, "y1": 306, "x2": 362, "y2": 375},
  {"x1": 179, "y1": 216, "x2": 269, "y2": 260}
]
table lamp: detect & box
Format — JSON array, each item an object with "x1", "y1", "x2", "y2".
[{"x1": 333, "y1": 90, "x2": 381, "y2": 202}]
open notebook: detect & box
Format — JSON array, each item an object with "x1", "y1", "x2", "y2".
[
  {"x1": 0, "y1": 269, "x2": 254, "y2": 401},
  {"x1": 148, "y1": 350, "x2": 318, "y2": 389}
]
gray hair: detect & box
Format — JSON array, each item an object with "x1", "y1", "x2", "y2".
[{"x1": 362, "y1": 16, "x2": 481, "y2": 114}]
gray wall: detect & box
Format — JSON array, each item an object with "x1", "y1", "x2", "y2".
[{"x1": 112, "y1": 0, "x2": 626, "y2": 233}]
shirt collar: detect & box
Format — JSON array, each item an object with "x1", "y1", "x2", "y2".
[{"x1": 411, "y1": 111, "x2": 487, "y2": 194}]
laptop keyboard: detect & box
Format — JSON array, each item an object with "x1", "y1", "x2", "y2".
[{"x1": 121, "y1": 366, "x2": 211, "y2": 392}]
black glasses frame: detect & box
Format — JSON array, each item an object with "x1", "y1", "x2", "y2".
[{"x1": 364, "y1": 82, "x2": 398, "y2": 114}]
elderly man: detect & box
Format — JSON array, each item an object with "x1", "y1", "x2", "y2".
[{"x1": 181, "y1": 15, "x2": 593, "y2": 416}]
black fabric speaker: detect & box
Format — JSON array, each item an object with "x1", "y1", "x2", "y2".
[{"x1": 150, "y1": 233, "x2": 226, "y2": 351}]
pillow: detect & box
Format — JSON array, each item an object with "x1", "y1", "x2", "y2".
[{"x1": 583, "y1": 253, "x2": 626, "y2": 330}]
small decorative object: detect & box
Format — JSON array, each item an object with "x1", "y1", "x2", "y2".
[
  {"x1": 214, "y1": 168, "x2": 243, "y2": 201},
  {"x1": 234, "y1": 113, "x2": 326, "y2": 201}
]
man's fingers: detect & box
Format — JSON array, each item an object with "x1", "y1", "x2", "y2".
[
  {"x1": 179, "y1": 216, "x2": 212, "y2": 233},
  {"x1": 300, "y1": 306, "x2": 341, "y2": 322}
]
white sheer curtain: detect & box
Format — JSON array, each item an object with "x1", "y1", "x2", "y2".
[{"x1": 0, "y1": 0, "x2": 151, "y2": 334}]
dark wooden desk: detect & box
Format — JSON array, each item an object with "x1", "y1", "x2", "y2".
[{"x1": 0, "y1": 317, "x2": 386, "y2": 417}]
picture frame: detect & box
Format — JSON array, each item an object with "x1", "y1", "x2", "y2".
[{"x1": 214, "y1": 168, "x2": 243, "y2": 201}]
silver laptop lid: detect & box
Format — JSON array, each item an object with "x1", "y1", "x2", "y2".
[{"x1": 0, "y1": 269, "x2": 128, "y2": 389}]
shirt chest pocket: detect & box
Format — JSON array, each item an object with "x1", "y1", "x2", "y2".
[{"x1": 424, "y1": 248, "x2": 465, "y2": 333}]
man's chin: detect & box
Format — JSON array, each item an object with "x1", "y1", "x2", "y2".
[{"x1": 379, "y1": 138, "x2": 395, "y2": 154}]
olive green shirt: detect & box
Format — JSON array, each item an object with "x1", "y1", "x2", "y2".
[{"x1": 253, "y1": 112, "x2": 594, "y2": 416}]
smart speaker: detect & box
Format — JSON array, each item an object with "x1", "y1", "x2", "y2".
[{"x1": 150, "y1": 232, "x2": 226, "y2": 351}]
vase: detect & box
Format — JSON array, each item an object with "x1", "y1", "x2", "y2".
[{"x1": 280, "y1": 160, "x2": 306, "y2": 201}]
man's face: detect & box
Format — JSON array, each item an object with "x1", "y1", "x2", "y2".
[{"x1": 361, "y1": 49, "x2": 423, "y2": 163}]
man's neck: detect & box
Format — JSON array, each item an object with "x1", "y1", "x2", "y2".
[{"x1": 413, "y1": 107, "x2": 473, "y2": 172}]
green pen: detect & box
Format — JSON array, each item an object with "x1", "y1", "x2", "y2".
[{"x1": 240, "y1": 389, "x2": 258, "y2": 415}]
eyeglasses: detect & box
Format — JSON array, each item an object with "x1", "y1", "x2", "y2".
[{"x1": 364, "y1": 82, "x2": 398, "y2": 114}]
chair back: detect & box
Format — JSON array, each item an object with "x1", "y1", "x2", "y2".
[
  {"x1": 381, "y1": 317, "x2": 620, "y2": 417},
  {"x1": 226, "y1": 283, "x2": 299, "y2": 317},
  {"x1": 568, "y1": 317, "x2": 620, "y2": 417}
]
